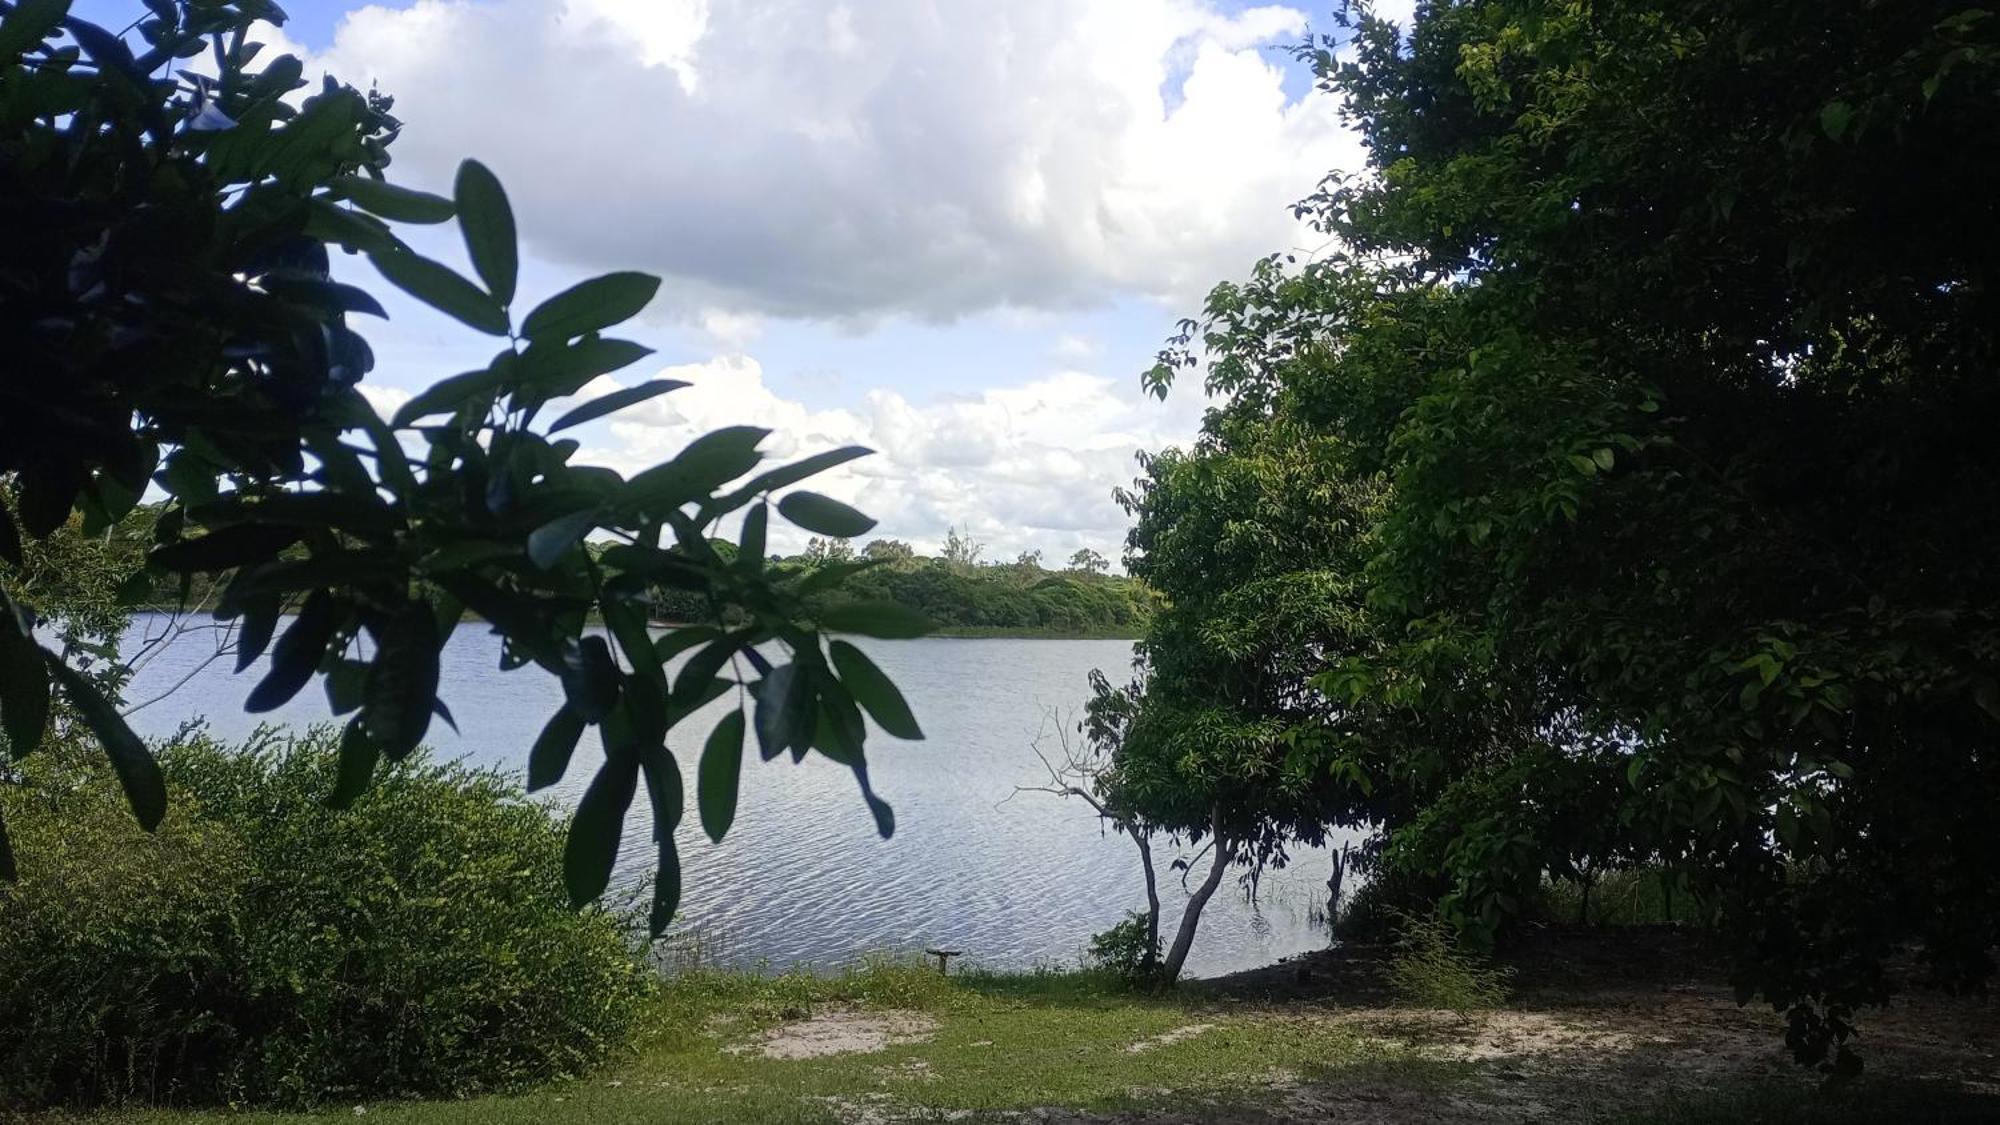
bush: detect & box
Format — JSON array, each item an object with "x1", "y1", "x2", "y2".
[
  {"x1": 0, "y1": 727, "x2": 652, "y2": 1109},
  {"x1": 1533, "y1": 866, "x2": 1707, "y2": 927},
  {"x1": 1333, "y1": 862, "x2": 1444, "y2": 945},
  {"x1": 1386, "y1": 912, "x2": 1513, "y2": 1013},
  {"x1": 1086, "y1": 911, "x2": 1160, "y2": 982}
]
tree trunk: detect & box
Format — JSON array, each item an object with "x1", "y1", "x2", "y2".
[
  {"x1": 1130, "y1": 826, "x2": 1161, "y2": 969},
  {"x1": 1327, "y1": 847, "x2": 1346, "y2": 921},
  {"x1": 1161, "y1": 806, "x2": 1234, "y2": 981}
]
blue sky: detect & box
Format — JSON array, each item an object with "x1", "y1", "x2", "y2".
[{"x1": 80, "y1": 0, "x2": 1403, "y2": 560}]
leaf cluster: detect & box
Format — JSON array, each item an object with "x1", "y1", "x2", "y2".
[{"x1": 0, "y1": 1, "x2": 926, "y2": 927}]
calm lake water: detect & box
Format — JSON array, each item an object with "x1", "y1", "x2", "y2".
[{"x1": 119, "y1": 616, "x2": 1348, "y2": 978}]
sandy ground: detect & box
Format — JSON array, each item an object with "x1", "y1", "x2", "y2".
[
  {"x1": 1053, "y1": 925, "x2": 2000, "y2": 1123},
  {"x1": 735, "y1": 1010, "x2": 941, "y2": 1061}
]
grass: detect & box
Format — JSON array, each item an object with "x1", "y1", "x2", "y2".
[
  {"x1": 61, "y1": 959, "x2": 1442, "y2": 1124},
  {"x1": 37, "y1": 953, "x2": 2000, "y2": 1124}
]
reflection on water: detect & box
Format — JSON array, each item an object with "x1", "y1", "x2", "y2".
[{"x1": 120, "y1": 618, "x2": 1352, "y2": 978}]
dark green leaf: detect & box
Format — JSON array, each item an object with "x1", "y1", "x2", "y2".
[
  {"x1": 17, "y1": 465, "x2": 79, "y2": 537},
  {"x1": 625, "y1": 426, "x2": 770, "y2": 513},
  {"x1": 777, "y1": 491, "x2": 876, "y2": 538},
  {"x1": 521, "y1": 272, "x2": 661, "y2": 342},
  {"x1": 641, "y1": 746, "x2": 683, "y2": 837},
  {"x1": 303, "y1": 197, "x2": 402, "y2": 254},
  {"x1": 654, "y1": 625, "x2": 721, "y2": 664},
  {"x1": 0, "y1": 0, "x2": 70, "y2": 61},
  {"x1": 549, "y1": 379, "x2": 689, "y2": 432},
  {"x1": 260, "y1": 276, "x2": 389, "y2": 319},
  {"x1": 528, "y1": 705, "x2": 585, "y2": 791},
  {"x1": 245, "y1": 591, "x2": 344, "y2": 712},
  {"x1": 361, "y1": 604, "x2": 439, "y2": 760},
  {"x1": 518, "y1": 339, "x2": 654, "y2": 398},
  {"x1": 649, "y1": 835, "x2": 681, "y2": 938},
  {"x1": 559, "y1": 635, "x2": 621, "y2": 721},
  {"x1": 391, "y1": 368, "x2": 501, "y2": 427},
  {"x1": 370, "y1": 250, "x2": 509, "y2": 336},
  {"x1": 738, "y1": 502, "x2": 768, "y2": 569},
  {"x1": 604, "y1": 600, "x2": 666, "y2": 694},
  {"x1": 829, "y1": 640, "x2": 923, "y2": 740},
  {"x1": 330, "y1": 174, "x2": 454, "y2": 223},
  {"x1": 151, "y1": 524, "x2": 304, "y2": 573},
  {"x1": 324, "y1": 657, "x2": 368, "y2": 715},
  {"x1": 454, "y1": 159, "x2": 517, "y2": 304},
  {"x1": 753, "y1": 662, "x2": 814, "y2": 761},
  {"x1": 0, "y1": 626, "x2": 51, "y2": 758},
  {"x1": 327, "y1": 717, "x2": 380, "y2": 809},
  {"x1": 820, "y1": 602, "x2": 932, "y2": 639},
  {"x1": 697, "y1": 709, "x2": 744, "y2": 843},
  {"x1": 728, "y1": 446, "x2": 873, "y2": 503},
  {"x1": 528, "y1": 508, "x2": 598, "y2": 570},
  {"x1": 673, "y1": 634, "x2": 745, "y2": 706},
  {"x1": 564, "y1": 758, "x2": 638, "y2": 907},
  {"x1": 0, "y1": 806, "x2": 13, "y2": 883},
  {"x1": 232, "y1": 592, "x2": 282, "y2": 673},
  {"x1": 49, "y1": 661, "x2": 165, "y2": 831}
]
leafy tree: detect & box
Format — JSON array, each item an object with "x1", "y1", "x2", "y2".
[
  {"x1": 802, "y1": 536, "x2": 856, "y2": 565},
  {"x1": 940, "y1": 525, "x2": 984, "y2": 568},
  {"x1": 1067, "y1": 547, "x2": 1109, "y2": 575},
  {"x1": 861, "y1": 538, "x2": 916, "y2": 567},
  {"x1": 0, "y1": 2, "x2": 922, "y2": 924},
  {"x1": 1089, "y1": 418, "x2": 1387, "y2": 979},
  {"x1": 1130, "y1": 0, "x2": 2000, "y2": 1067}
]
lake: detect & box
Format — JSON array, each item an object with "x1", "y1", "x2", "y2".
[{"x1": 118, "y1": 616, "x2": 1348, "y2": 978}]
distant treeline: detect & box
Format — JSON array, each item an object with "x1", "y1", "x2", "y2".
[
  {"x1": 122, "y1": 505, "x2": 1147, "y2": 639},
  {"x1": 657, "y1": 534, "x2": 1154, "y2": 637}
]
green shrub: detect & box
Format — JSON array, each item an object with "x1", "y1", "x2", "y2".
[
  {"x1": 1385, "y1": 912, "x2": 1513, "y2": 1013},
  {"x1": 1534, "y1": 866, "x2": 1707, "y2": 927},
  {"x1": 0, "y1": 727, "x2": 652, "y2": 1109},
  {"x1": 1086, "y1": 911, "x2": 1160, "y2": 982},
  {"x1": 1333, "y1": 863, "x2": 1443, "y2": 945}
]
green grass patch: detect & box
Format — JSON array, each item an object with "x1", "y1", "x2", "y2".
[{"x1": 73, "y1": 959, "x2": 1436, "y2": 1124}]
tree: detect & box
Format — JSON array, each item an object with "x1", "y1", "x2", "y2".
[
  {"x1": 940, "y1": 525, "x2": 984, "y2": 568},
  {"x1": 861, "y1": 538, "x2": 916, "y2": 568},
  {"x1": 0, "y1": 2, "x2": 924, "y2": 924},
  {"x1": 1135, "y1": 0, "x2": 2000, "y2": 1068},
  {"x1": 1014, "y1": 548, "x2": 1043, "y2": 570},
  {"x1": 1067, "y1": 548, "x2": 1108, "y2": 575},
  {"x1": 802, "y1": 536, "x2": 855, "y2": 565},
  {"x1": 1091, "y1": 417, "x2": 1388, "y2": 981}
]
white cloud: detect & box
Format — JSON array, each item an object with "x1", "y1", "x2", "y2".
[
  {"x1": 564, "y1": 351, "x2": 1206, "y2": 562},
  {"x1": 356, "y1": 382, "x2": 413, "y2": 419},
  {"x1": 318, "y1": 0, "x2": 1363, "y2": 323},
  {"x1": 1051, "y1": 333, "x2": 1098, "y2": 360}
]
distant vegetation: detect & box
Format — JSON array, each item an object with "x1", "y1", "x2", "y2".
[{"x1": 642, "y1": 529, "x2": 1154, "y2": 638}]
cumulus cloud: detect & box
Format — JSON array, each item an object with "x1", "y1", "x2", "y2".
[
  {"x1": 565, "y1": 352, "x2": 1207, "y2": 562},
  {"x1": 316, "y1": 0, "x2": 1364, "y2": 322}
]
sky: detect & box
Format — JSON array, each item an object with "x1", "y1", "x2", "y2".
[{"x1": 83, "y1": 0, "x2": 1410, "y2": 563}]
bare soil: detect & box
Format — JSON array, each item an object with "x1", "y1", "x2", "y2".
[
  {"x1": 1045, "y1": 925, "x2": 2000, "y2": 1123},
  {"x1": 731, "y1": 1008, "x2": 940, "y2": 1061}
]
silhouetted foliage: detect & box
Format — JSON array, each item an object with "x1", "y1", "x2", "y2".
[{"x1": 0, "y1": 1, "x2": 917, "y2": 919}]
